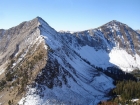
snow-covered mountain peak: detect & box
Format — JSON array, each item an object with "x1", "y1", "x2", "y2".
[
  {"x1": 36, "y1": 16, "x2": 43, "y2": 20},
  {"x1": 110, "y1": 20, "x2": 122, "y2": 23},
  {"x1": 101, "y1": 20, "x2": 131, "y2": 32},
  {"x1": 109, "y1": 20, "x2": 124, "y2": 25},
  {"x1": 1, "y1": 17, "x2": 140, "y2": 105},
  {"x1": 36, "y1": 16, "x2": 48, "y2": 25}
]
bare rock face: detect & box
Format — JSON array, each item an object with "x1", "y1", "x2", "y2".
[
  {"x1": 0, "y1": 17, "x2": 140, "y2": 105},
  {"x1": 0, "y1": 18, "x2": 40, "y2": 64}
]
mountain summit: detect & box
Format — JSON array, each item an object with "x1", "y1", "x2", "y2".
[{"x1": 0, "y1": 17, "x2": 140, "y2": 105}]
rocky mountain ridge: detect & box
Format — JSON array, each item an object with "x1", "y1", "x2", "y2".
[{"x1": 0, "y1": 17, "x2": 140, "y2": 105}]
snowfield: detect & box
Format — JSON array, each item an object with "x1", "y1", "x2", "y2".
[
  {"x1": 75, "y1": 45, "x2": 140, "y2": 72},
  {"x1": 109, "y1": 48, "x2": 140, "y2": 72}
]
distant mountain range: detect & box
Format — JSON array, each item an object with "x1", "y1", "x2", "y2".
[
  {"x1": 136, "y1": 30, "x2": 140, "y2": 34},
  {"x1": 0, "y1": 17, "x2": 140, "y2": 105}
]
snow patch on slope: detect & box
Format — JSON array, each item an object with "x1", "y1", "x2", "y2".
[
  {"x1": 75, "y1": 45, "x2": 140, "y2": 72},
  {"x1": 75, "y1": 45, "x2": 113, "y2": 69},
  {"x1": 109, "y1": 48, "x2": 140, "y2": 72}
]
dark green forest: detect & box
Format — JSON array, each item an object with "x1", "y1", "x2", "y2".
[
  {"x1": 112, "y1": 81, "x2": 140, "y2": 103},
  {"x1": 98, "y1": 68, "x2": 140, "y2": 105}
]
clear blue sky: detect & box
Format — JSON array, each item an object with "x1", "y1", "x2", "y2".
[{"x1": 0, "y1": 0, "x2": 140, "y2": 31}]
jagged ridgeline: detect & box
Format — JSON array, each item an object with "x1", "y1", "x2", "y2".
[
  {"x1": 0, "y1": 18, "x2": 47, "y2": 104},
  {"x1": 0, "y1": 17, "x2": 140, "y2": 105}
]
